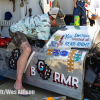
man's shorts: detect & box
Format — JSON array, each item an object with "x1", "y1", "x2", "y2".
[{"x1": 9, "y1": 29, "x2": 28, "y2": 47}]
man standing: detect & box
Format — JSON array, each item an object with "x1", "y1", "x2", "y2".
[
  {"x1": 72, "y1": 0, "x2": 90, "y2": 26},
  {"x1": 9, "y1": 7, "x2": 66, "y2": 95}
]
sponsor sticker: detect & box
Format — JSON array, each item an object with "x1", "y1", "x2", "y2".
[
  {"x1": 57, "y1": 35, "x2": 65, "y2": 47},
  {"x1": 67, "y1": 50, "x2": 77, "y2": 73},
  {"x1": 74, "y1": 54, "x2": 82, "y2": 62},
  {"x1": 51, "y1": 41, "x2": 57, "y2": 47},
  {"x1": 46, "y1": 49, "x2": 53, "y2": 56},
  {"x1": 53, "y1": 72, "x2": 79, "y2": 89},
  {"x1": 60, "y1": 51, "x2": 68, "y2": 56},
  {"x1": 54, "y1": 35, "x2": 60, "y2": 41},
  {"x1": 37, "y1": 60, "x2": 51, "y2": 80},
  {"x1": 53, "y1": 49, "x2": 60, "y2": 56}
]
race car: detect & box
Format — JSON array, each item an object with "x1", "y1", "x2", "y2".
[{"x1": 0, "y1": 26, "x2": 100, "y2": 100}]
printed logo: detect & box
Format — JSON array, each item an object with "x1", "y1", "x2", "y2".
[
  {"x1": 74, "y1": 18, "x2": 78, "y2": 21},
  {"x1": 57, "y1": 35, "x2": 65, "y2": 47},
  {"x1": 46, "y1": 49, "x2": 53, "y2": 56},
  {"x1": 60, "y1": 51, "x2": 68, "y2": 56},
  {"x1": 53, "y1": 49, "x2": 60, "y2": 56},
  {"x1": 74, "y1": 51, "x2": 82, "y2": 62},
  {"x1": 53, "y1": 72, "x2": 79, "y2": 89},
  {"x1": 54, "y1": 35, "x2": 60, "y2": 41},
  {"x1": 37, "y1": 60, "x2": 51, "y2": 80},
  {"x1": 51, "y1": 41, "x2": 57, "y2": 47},
  {"x1": 74, "y1": 54, "x2": 82, "y2": 62}
]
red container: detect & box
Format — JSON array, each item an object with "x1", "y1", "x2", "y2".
[
  {"x1": 0, "y1": 38, "x2": 7, "y2": 47},
  {"x1": 5, "y1": 37, "x2": 12, "y2": 43}
]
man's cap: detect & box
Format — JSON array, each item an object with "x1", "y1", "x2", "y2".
[{"x1": 49, "y1": 7, "x2": 66, "y2": 26}]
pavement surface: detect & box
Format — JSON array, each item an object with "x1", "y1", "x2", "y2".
[{"x1": 0, "y1": 78, "x2": 76, "y2": 100}]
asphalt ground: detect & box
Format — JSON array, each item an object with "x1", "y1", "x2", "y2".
[{"x1": 0, "y1": 78, "x2": 76, "y2": 100}]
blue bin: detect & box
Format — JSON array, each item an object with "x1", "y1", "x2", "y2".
[{"x1": 5, "y1": 12, "x2": 13, "y2": 20}]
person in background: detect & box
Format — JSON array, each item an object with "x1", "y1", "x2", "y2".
[
  {"x1": 50, "y1": 0, "x2": 63, "y2": 35},
  {"x1": 52, "y1": 0, "x2": 61, "y2": 9},
  {"x1": 72, "y1": 0, "x2": 90, "y2": 26},
  {"x1": 9, "y1": 7, "x2": 66, "y2": 95},
  {"x1": 88, "y1": 0, "x2": 99, "y2": 26},
  {"x1": 86, "y1": 0, "x2": 95, "y2": 26}
]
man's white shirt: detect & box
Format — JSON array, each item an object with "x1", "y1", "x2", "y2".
[{"x1": 90, "y1": 0, "x2": 100, "y2": 26}]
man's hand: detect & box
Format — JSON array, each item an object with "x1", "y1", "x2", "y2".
[
  {"x1": 74, "y1": 4, "x2": 77, "y2": 8},
  {"x1": 88, "y1": 10, "x2": 98, "y2": 20},
  {"x1": 44, "y1": 40, "x2": 48, "y2": 43},
  {"x1": 90, "y1": 14, "x2": 98, "y2": 20}
]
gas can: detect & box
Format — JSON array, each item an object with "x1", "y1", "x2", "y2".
[{"x1": 74, "y1": 15, "x2": 80, "y2": 26}]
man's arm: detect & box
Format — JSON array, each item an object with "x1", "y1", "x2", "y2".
[
  {"x1": 74, "y1": 0, "x2": 77, "y2": 8},
  {"x1": 44, "y1": 40, "x2": 48, "y2": 43},
  {"x1": 90, "y1": 14, "x2": 98, "y2": 20}
]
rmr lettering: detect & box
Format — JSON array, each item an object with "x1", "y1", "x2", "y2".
[{"x1": 53, "y1": 72, "x2": 79, "y2": 89}]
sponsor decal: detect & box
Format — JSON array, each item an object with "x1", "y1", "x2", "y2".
[
  {"x1": 49, "y1": 35, "x2": 65, "y2": 47},
  {"x1": 60, "y1": 51, "x2": 68, "y2": 56},
  {"x1": 30, "y1": 66, "x2": 36, "y2": 76},
  {"x1": 50, "y1": 41, "x2": 57, "y2": 47},
  {"x1": 37, "y1": 60, "x2": 51, "y2": 80},
  {"x1": 53, "y1": 72, "x2": 79, "y2": 89},
  {"x1": 74, "y1": 54, "x2": 82, "y2": 62},
  {"x1": 54, "y1": 35, "x2": 60, "y2": 41},
  {"x1": 67, "y1": 50, "x2": 77, "y2": 73},
  {"x1": 65, "y1": 33, "x2": 90, "y2": 48},
  {"x1": 46, "y1": 49, "x2": 53, "y2": 56},
  {"x1": 53, "y1": 49, "x2": 60, "y2": 56},
  {"x1": 57, "y1": 35, "x2": 65, "y2": 47},
  {"x1": 74, "y1": 51, "x2": 82, "y2": 62},
  {"x1": 67, "y1": 50, "x2": 82, "y2": 72}
]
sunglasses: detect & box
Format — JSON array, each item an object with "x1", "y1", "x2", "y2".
[
  {"x1": 57, "y1": 14, "x2": 65, "y2": 18},
  {"x1": 50, "y1": 14, "x2": 65, "y2": 18}
]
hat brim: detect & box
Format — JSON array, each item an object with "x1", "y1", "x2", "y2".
[{"x1": 55, "y1": 16, "x2": 66, "y2": 26}]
